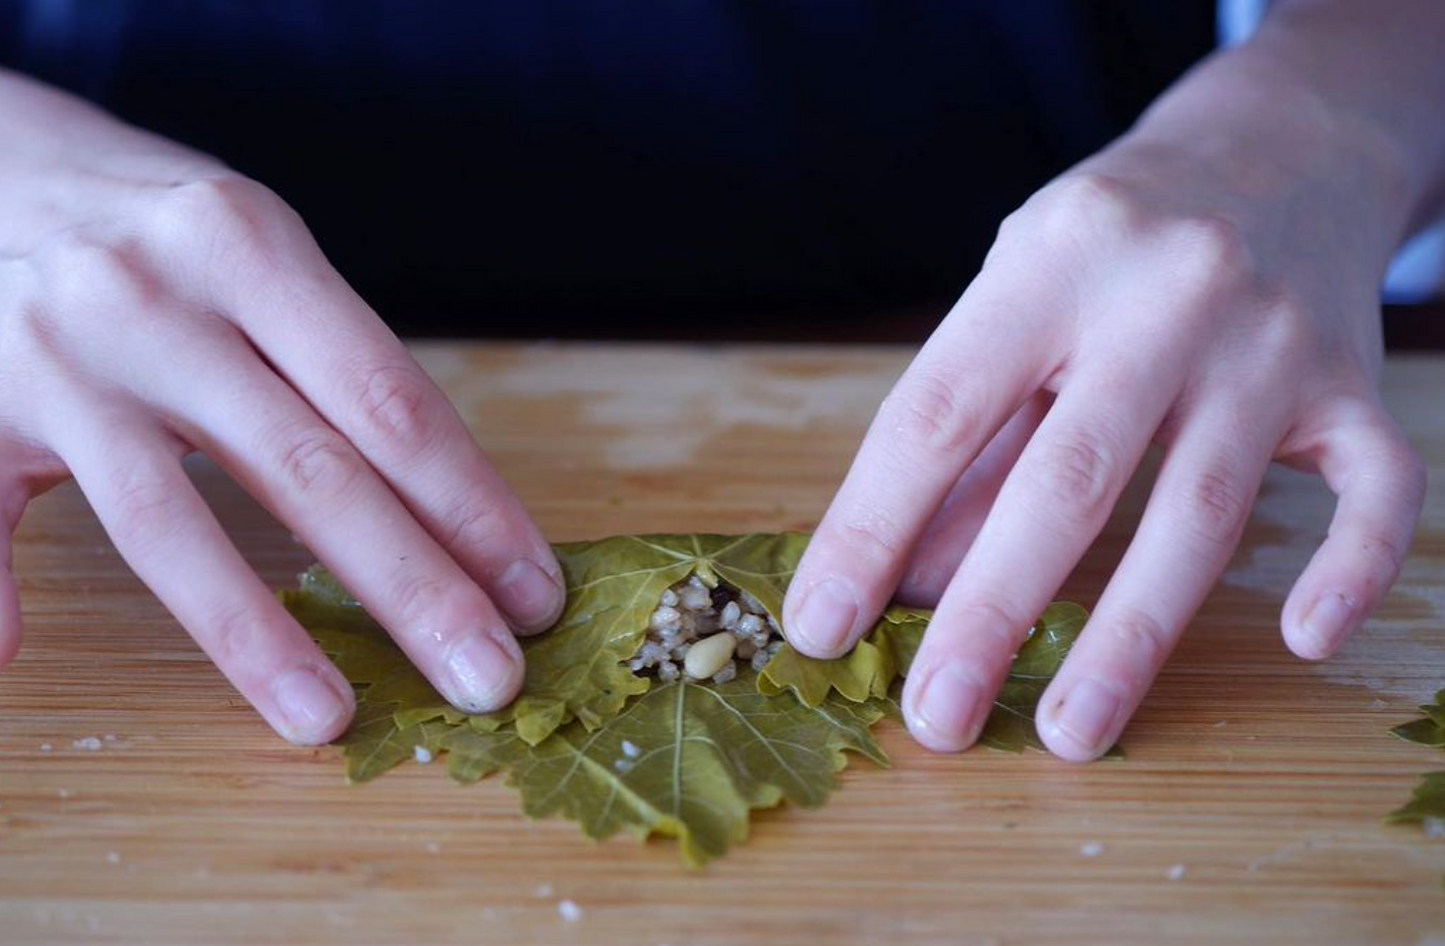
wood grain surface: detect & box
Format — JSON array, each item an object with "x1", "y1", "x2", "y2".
[{"x1": 2, "y1": 341, "x2": 1444, "y2": 946}]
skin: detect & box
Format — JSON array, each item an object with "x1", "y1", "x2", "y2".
[
  {"x1": 784, "y1": 0, "x2": 1445, "y2": 761},
  {"x1": 0, "y1": 2, "x2": 1440, "y2": 761},
  {"x1": 0, "y1": 69, "x2": 566, "y2": 746}
]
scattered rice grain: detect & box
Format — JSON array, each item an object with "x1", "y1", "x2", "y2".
[
  {"x1": 72, "y1": 737, "x2": 103, "y2": 752},
  {"x1": 413, "y1": 745, "x2": 434, "y2": 765},
  {"x1": 557, "y1": 899, "x2": 583, "y2": 922},
  {"x1": 621, "y1": 740, "x2": 641, "y2": 758},
  {"x1": 1165, "y1": 863, "x2": 1186, "y2": 881},
  {"x1": 1079, "y1": 842, "x2": 1105, "y2": 858}
]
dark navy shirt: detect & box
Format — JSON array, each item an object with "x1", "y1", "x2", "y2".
[{"x1": 0, "y1": 2, "x2": 1214, "y2": 336}]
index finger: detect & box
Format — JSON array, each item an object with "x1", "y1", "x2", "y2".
[
  {"x1": 156, "y1": 179, "x2": 564, "y2": 633},
  {"x1": 783, "y1": 275, "x2": 1061, "y2": 657}
]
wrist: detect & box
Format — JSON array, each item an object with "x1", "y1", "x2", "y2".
[{"x1": 1111, "y1": 48, "x2": 1418, "y2": 280}]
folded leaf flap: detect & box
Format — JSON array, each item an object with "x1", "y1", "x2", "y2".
[
  {"x1": 758, "y1": 600, "x2": 1092, "y2": 754},
  {"x1": 504, "y1": 674, "x2": 888, "y2": 866}
]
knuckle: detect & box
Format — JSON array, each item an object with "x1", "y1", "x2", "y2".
[
  {"x1": 884, "y1": 372, "x2": 979, "y2": 456},
  {"x1": 1355, "y1": 531, "x2": 1407, "y2": 582},
  {"x1": 150, "y1": 176, "x2": 297, "y2": 263},
  {"x1": 1106, "y1": 609, "x2": 1171, "y2": 672},
  {"x1": 1390, "y1": 442, "x2": 1429, "y2": 513},
  {"x1": 109, "y1": 469, "x2": 186, "y2": 555},
  {"x1": 272, "y1": 428, "x2": 365, "y2": 497},
  {"x1": 1176, "y1": 467, "x2": 1253, "y2": 546},
  {"x1": 826, "y1": 505, "x2": 907, "y2": 567},
  {"x1": 438, "y1": 492, "x2": 509, "y2": 552},
  {"x1": 392, "y1": 572, "x2": 450, "y2": 627},
  {"x1": 1030, "y1": 171, "x2": 1135, "y2": 246},
  {"x1": 1255, "y1": 288, "x2": 1316, "y2": 354},
  {"x1": 1166, "y1": 213, "x2": 1252, "y2": 285},
  {"x1": 1023, "y1": 430, "x2": 1120, "y2": 527},
  {"x1": 42, "y1": 233, "x2": 162, "y2": 312},
  {"x1": 954, "y1": 600, "x2": 1036, "y2": 649},
  {"x1": 349, "y1": 363, "x2": 442, "y2": 455},
  {"x1": 391, "y1": 572, "x2": 489, "y2": 638},
  {"x1": 208, "y1": 603, "x2": 267, "y2": 667}
]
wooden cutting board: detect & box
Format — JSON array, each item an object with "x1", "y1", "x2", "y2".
[{"x1": 2, "y1": 341, "x2": 1443, "y2": 946}]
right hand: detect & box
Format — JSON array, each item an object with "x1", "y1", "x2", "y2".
[{"x1": 0, "y1": 69, "x2": 564, "y2": 744}]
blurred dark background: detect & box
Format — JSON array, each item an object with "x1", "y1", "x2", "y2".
[{"x1": 3, "y1": 1, "x2": 1440, "y2": 346}]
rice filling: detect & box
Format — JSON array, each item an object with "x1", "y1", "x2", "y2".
[{"x1": 628, "y1": 575, "x2": 785, "y2": 684}]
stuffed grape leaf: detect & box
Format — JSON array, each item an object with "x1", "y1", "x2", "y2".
[{"x1": 282, "y1": 532, "x2": 1093, "y2": 864}]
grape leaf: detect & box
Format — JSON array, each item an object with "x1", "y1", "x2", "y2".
[
  {"x1": 1390, "y1": 689, "x2": 1445, "y2": 748},
  {"x1": 283, "y1": 533, "x2": 813, "y2": 744},
  {"x1": 757, "y1": 606, "x2": 930, "y2": 705},
  {"x1": 1386, "y1": 691, "x2": 1445, "y2": 853},
  {"x1": 494, "y1": 532, "x2": 810, "y2": 743},
  {"x1": 281, "y1": 533, "x2": 1096, "y2": 864},
  {"x1": 498, "y1": 674, "x2": 887, "y2": 867},
  {"x1": 760, "y1": 601, "x2": 1091, "y2": 752},
  {"x1": 1386, "y1": 771, "x2": 1445, "y2": 831}
]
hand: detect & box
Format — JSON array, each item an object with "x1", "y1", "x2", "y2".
[
  {"x1": 0, "y1": 71, "x2": 564, "y2": 744},
  {"x1": 782, "y1": 35, "x2": 1433, "y2": 761}
]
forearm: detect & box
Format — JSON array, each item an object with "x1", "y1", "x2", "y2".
[{"x1": 1110, "y1": 0, "x2": 1445, "y2": 275}]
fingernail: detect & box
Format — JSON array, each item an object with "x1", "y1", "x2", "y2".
[
  {"x1": 494, "y1": 559, "x2": 564, "y2": 632},
  {"x1": 273, "y1": 666, "x2": 352, "y2": 744},
  {"x1": 905, "y1": 662, "x2": 985, "y2": 751},
  {"x1": 1047, "y1": 678, "x2": 1120, "y2": 757},
  {"x1": 790, "y1": 578, "x2": 859, "y2": 656},
  {"x1": 443, "y1": 632, "x2": 521, "y2": 714},
  {"x1": 1300, "y1": 592, "x2": 1355, "y2": 657}
]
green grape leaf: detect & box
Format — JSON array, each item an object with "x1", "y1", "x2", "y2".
[
  {"x1": 1391, "y1": 689, "x2": 1445, "y2": 748},
  {"x1": 760, "y1": 601, "x2": 1090, "y2": 753},
  {"x1": 282, "y1": 533, "x2": 1101, "y2": 863},
  {"x1": 757, "y1": 606, "x2": 930, "y2": 705},
  {"x1": 1386, "y1": 771, "x2": 1445, "y2": 832},
  {"x1": 282, "y1": 533, "x2": 813, "y2": 745},
  {"x1": 491, "y1": 532, "x2": 811, "y2": 743},
  {"x1": 501, "y1": 673, "x2": 887, "y2": 867}
]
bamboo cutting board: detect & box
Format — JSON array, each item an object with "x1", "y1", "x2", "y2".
[{"x1": 2, "y1": 341, "x2": 1444, "y2": 946}]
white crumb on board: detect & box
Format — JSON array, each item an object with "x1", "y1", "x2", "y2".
[
  {"x1": 557, "y1": 899, "x2": 583, "y2": 922},
  {"x1": 72, "y1": 737, "x2": 103, "y2": 751},
  {"x1": 106, "y1": 852, "x2": 121, "y2": 865},
  {"x1": 1079, "y1": 842, "x2": 1105, "y2": 858},
  {"x1": 1166, "y1": 863, "x2": 1186, "y2": 880}
]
